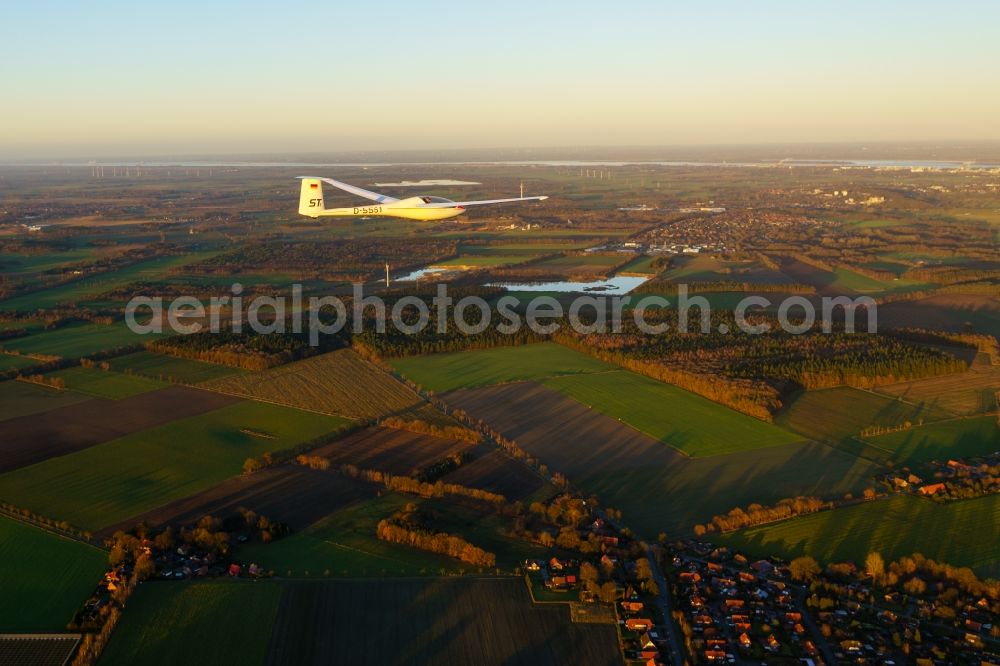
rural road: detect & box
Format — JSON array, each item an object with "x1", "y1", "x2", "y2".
[{"x1": 646, "y1": 544, "x2": 684, "y2": 666}]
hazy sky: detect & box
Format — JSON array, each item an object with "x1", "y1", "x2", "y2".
[{"x1": 2, "y1": 0, "x2": 998, "y2": 158}]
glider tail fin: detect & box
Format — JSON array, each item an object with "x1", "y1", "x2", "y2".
[{"x1": 298, "y1": 178, "x2": 325, "y2": 217}]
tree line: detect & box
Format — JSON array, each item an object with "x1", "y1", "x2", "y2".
[{"x1": 376, "y1": 506, "x2": 496, "y2": 568}]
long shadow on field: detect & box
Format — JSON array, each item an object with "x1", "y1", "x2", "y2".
[
  {"x1": 265, "y1": 578, "x2": 622, "y2": 666},
  {"x1": 0, "y1": 386, "x2": 240, "y2": 473},
  {"x1": 445, "y1": 382, "x2": 883, "y2": 537}
]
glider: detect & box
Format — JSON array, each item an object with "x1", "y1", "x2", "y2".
[{"x1": 297, "y1": 176, "x2": 547, "y2": 221}]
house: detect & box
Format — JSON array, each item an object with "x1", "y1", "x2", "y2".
[
  {"x1": 626, "y1": 618, "x2": 654, "y2": 632},
  {"x1": 228, "y1": 563, "x2": 241, "y2": 577},
  {"x1": 704, "y1": 650, "x2": 727, "y2": 661},
  {"x1": 638, "y1": 632, "x2": 655, "y2": 649},
  {"x1": 622, "y1": 601, "x2": 644, "y2": 613},
  {"x1": 766, "y1": 634, "x2": 780, "y2": 651},
  {"x1": 919, "y1": 483, "x2": 947, "y2": 496},
  {"x1": 524, "y1": 560, "x2": 542, "y2": 572},
  {"x1": 739, "y1": 632, "x2": 752, "y2": 648},
  {"x1": 841, "y1": 640, "x2": 862, "y2": 653},
  {"x1": 549, "y1": 557, "x2": 566, "y2": 571}
]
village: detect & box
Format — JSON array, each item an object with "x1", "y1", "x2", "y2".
[{"x1": 663, "y1": 539, "x2": 1000, "y2": 666}]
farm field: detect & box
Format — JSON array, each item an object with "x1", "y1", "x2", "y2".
[
  {"x1": 616, "y1": 254, "x2": 660, "y2": 275},
  {"x1": 0, "y1": 381, "x2": 91, "y2": 420},
  {"x1": 109, "y1": 350, "x2": 245, "y2": 383},
  {"x1": 237, "y1": 494, "x2": 461, "y2": 576},
  {"x1": 719, "y1": 494, "x2": 1000, "y2": 579},
  {"x1": 0, "y1": 246, "x2": 98, "y2": 274},
  {"x1": 441, "y1": 447, "x2": 546, "y2": 501},
  {"x1": 778, "y1": 259, "x2": 929, "y2": 296},
  {"x1": 0, "y1": 321, "x2": 157, "y2": 358},
  {"x1": 97, "y1": 575, "x2": 625, "y2": 665},
  {"x1": 0, "y1": 516, "x2": 106, "y2": 631},
  {"x1": 0, "y1": 386, "x2": 240, "y2": 474},
  {"x1": 875, "y1": 356, "x2": 1000, "y2": 415},
  {"x1": 415, "y1": 497, "x2": 555, "y2": 569},
  {"x1": 662, "y1": 255, "x2": 791, "y2": 284},
  {"x1": 542, "y1": 370, "x2": 802, "y2": 456},
  {"x1": 200, "y1": 348, "x2": 429, "y2": 420},
  {"x1": 775, "y1": 387, "x2": 953, "y2": 445},
  {"x1": 444, "y1": 382, "x2": 878, "y2": 535},
  {"x1": 390, "y1": 342, "x2": 613, "y2": 393},
  {"x1": 47, "y1": 366, "x2": 165, "y2": 399},
  {"x1": 0, "y1": 252, "x2": 214, "y2": 312},
  {"x1": 0, "y1": 400, "x2": 350, "y2": 531},
  {"x1": 583, "y1": 441, "x2": 880, "y2": 538},
  {"x1": 265, "y1": 578, "x2": 622, "y2": 666},
  {"x1": 531, "y1": 253, "x2": 627, "y2": 277},
  {"x1": 879, "y1": 294, "x2": 1000, "y2": 338},
  {"x1": 458, "y1": 242, "x2": 592, "y2": 254},
  {"x1": 309, "y1": 426, "x2": 474, "y2": 476},
  {"x1": 98, "y1": 463, "x2": 375, "y2": 538},
  {"x1": 433, "y1": 254, "x2": 534, "y2": 267},
  {"x1": 0, "y1": 353, "x2": 42, "y2": 372},
  {"x1": 98, "y1": 581, "x2": 282, "y2": 666},
  {"x1": 0, "y1": 636, "x2": 80, "y2": 665},
  {"x1": 862, "y1": 415, "x2": 1000, "y2": 466}
]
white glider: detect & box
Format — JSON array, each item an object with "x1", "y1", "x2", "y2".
[{"x1": 297, "y1": 176, "x2": 547, "y2": 221}]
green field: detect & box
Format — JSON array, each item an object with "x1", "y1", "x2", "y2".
[
  {"x1": 0, "y1": 381, "x2": 91, "y2": 421},
  {"x1": 663, "y1": 255, "x2": 791, "y2": 284},
  {"x1": 238, "y1": 495, "x2": 461, "y2": 576},
  {"x1": 535, "y1": 254, "x2": 625, "y2": 267},
  {"x1": 848, "y1": 219, "x2": 907, "y2": 229},
  {"x1": 0, "y1": 516, "x2": 107, "y2": 631},
  {"x1": 433, "y1": 255, "x2": 534, "y2": 267},
  {"x1": 458, "y1": 242, "x2": 591, "y2": 254},
  {"x1": 2, "y1": 322, "x2": 158, "y2": 358},
  {"x1": 617, "y1": 255, "x2": 660, "y2": 275},
  {"x1": 390, "y1": 342, "x2": 613, "y2": 393},
  {"x1": 416, "y1": 497, "x2": 557, "y2": 569},
  {"x1": 776, "y1": 387, "x2": 953, "y2": 446},
  {"x1": 0, "y1": 247, "x2": 98, "y2": 274},
  {"x1": 101, "y1": 577, "x2": 621, "y2": 665},
  {"x1": 584, "y1": 440, "x2": 880, "y2": 537},
  {"x1": 0, "y1": 253, "x2": 213, "y2": 311},
  {"x1": 110, "y1": 350, "x2": 245, "y2": 384},
  {"x1": 98, "y1": 581, "x2": 281, "y2": 666},
  {"x1": 0, "y1": 401, "x2": 350, "y2": 531},
  {"x1": 47, "y1": 366, "x2": 165, "y2": 399},
  {"x1": 719, "y1": 494, "x2": 1000, "y2": 578},
  {"x1": 863, "y1": 416, "x2": 1000, "y2": 465},
  {"x1": 0, "y1": 353, "x2": 42, "y2": 372},
  {"x1": 543, "y1": 370, "x2": 802, "y2": 457},
  {"x1": 828, "y1": 267, "x2": 930, "y2": 295}
]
